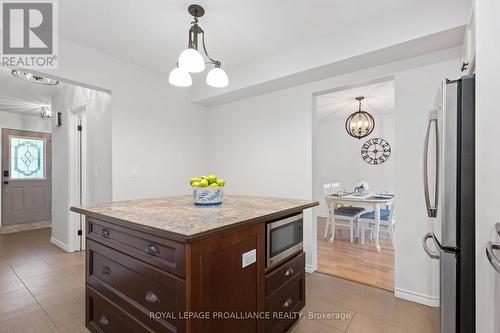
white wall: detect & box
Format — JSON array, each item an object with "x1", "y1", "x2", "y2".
[
  {"x1": 314, "y1": 113, "x2": 396, "y2": 216},
  {"x1": 475, "y1": 0, "x2": 500, "y2": 331},
  {"x1": 0, "y1": 111, "x2": 52, "y2": 226},
  {"x1": 44, "y1": 40, "x2": 208, "y2": 202},
  {"x1": 394, "y1": 60, "x2": 460, "y2": 305},
  {"x1": 51, "y1": 84, "x2": 112, "y2": 249},
  {"x1": 206, "y1": 48, "x2": 460, "y2": 305}
]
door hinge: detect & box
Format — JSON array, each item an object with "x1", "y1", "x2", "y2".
[
  {"x1": 77, "y1": 125, "x2": 82, "y2": 131},
  {"x1": 77, "y1": 230, "x2": 82, "y2": 236}
]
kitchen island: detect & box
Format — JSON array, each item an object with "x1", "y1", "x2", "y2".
[{"x1": 71, "y1": 195, "x2": 318, "y2": 333}]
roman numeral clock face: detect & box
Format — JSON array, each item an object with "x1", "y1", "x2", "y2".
[{"x1": 361, "y1": 138, "x2": 391, "y2": 165}]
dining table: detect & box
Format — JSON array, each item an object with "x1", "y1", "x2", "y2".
[{"x1": 326, "y1": 192, "x2": 394, "y2": 252}]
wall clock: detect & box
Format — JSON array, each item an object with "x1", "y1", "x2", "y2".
[{"x1": 361, "y1": 138, "x2": 391, "y2": 165}]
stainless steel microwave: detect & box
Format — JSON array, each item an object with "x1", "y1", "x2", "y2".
[{"x1": 266, "y1": 214, "x2": 303, "y2": 269}]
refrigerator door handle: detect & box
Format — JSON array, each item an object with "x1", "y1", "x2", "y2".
[
  {"x1": 423, "y1": 109, "x2": 439, "y2": 218},
  {"x1": 486, "y1": 241, "x2": 500, "y2": 274},
  {"x1": 422, "y1": 232, "x2": 440, "y2": 259}
]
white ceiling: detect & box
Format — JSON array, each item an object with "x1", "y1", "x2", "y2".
[
  {"x1": 59, "y1": 0, "x2": 440, "y2": 74},
  {"x1": 316, "y1": 80, "x2": 394, "y2": 122},
  {"x1": 0, "y1": 67, "x2": 62, "y2": 116}
]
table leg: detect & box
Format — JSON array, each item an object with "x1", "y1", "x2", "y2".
[{"x1": 374, "y1": 203, "x2": 381, "y2": 252}]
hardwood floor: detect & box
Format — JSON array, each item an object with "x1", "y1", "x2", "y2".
[
  {"x1": 0, "y1": 227, "x2": 435, "y2": 333},
  {"x1": 317, "y1": 217, "x2": 395, "y2": 291}
]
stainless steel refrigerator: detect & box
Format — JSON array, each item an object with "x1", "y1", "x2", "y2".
[{"x1": 422, "y1": 75, "x2": 475, "y2": 333}]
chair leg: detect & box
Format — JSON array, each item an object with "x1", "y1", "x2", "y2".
[
  {"x1": 329, "y1": 217, "x2": 336, "y2": 243},
  {"x1": 389, "y1": 224, "x2": 395, "y2": 248},
  {"x1": 349, "y1": 219, "x2": 354, "y2": 243},
  {"x1": 360, "y1": 222, "x2": 365, "y2": 245},
  {"x1": 323, "y1": 215, "x2": 330, "y2": 239}
]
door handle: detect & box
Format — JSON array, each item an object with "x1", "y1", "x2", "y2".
[
  {"x1": 486, "y1": 241, "x2": 500, "y2": 274},
  {"x1": 422, "y1": 233, "x2": 440, "y2": 259},
  {"x1": 423, "y1": 110, "x2": 439, "y2": 218}
]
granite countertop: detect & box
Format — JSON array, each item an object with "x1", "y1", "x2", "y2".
[{"x1": 71, "y1": 195, "x2": 318, "y2": 242}]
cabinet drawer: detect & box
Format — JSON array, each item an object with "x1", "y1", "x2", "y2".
[
  {"x1": 265, "y1": 252, "x2": 305, "y2": 297},
  {"x1": 87, "y1": 285, "x2": 153, "y2": 333},
  {"x1": 87, "y1": 240, "x2": 185, "y2": 333},
  {"x1": 265, "y1": 271, "x2": 305, "y2": 333},
  {"x1": 87, "y1": 217, "x2": 185, "y2": 277}
]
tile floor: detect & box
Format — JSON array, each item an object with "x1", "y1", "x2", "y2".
[{"x1": 0, "y1": 228, "x2": 438, "y2": 333}]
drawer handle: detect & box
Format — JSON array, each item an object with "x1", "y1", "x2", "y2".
[
  {"x1": 101, "y1": 229, "x2": 110, "y2": 238},
  {"x1": 144, "y1": 244, "x2": 160, "y2": 256},
  {"x1": 145, "y1": 291, "x2": 160, "y2": 304},
  {"x1": 283, "y1": 298, "x2": 293, "y2": 309},
  {"x1": 284, "y1": 268, "x2": 295, "y2": 277},
  {"x1": 98, "y1": 315, "x2": 110, "y2": 326},
  {"x1": 101, "y1": 266, "x2": 111, "y2": 275}
]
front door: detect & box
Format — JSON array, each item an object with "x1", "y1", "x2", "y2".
[{"x1": 2, "y1": 129, "x2": 52, "y2": 225}]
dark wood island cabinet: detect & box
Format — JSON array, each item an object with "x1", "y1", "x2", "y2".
[{"x1": 71, "y1": 195, "x2": 318, "y2": 333}]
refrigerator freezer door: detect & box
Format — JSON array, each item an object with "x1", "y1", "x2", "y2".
[
  {"x1": 422, "y1": 232, "x2": 457, "y2": 333},
  {"x1": 440, "y1": 250, "x2": 457, "y2": 333}
]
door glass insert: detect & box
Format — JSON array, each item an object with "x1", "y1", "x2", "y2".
[{"x1": 10, "y1": 137, "x2": 45, "y2": 179}]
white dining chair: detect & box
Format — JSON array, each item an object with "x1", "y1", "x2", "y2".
[
  {"x1": 358, "y1": 199, "x2": 396, "y2": 248},
  {"x1": 323, "y1": 183, "x2": 365, "y2": 243}
]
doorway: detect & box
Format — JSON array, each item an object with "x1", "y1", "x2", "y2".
[
  {"x1": 1, "y1": 129, "x2": 52, "y2": 226},
  {"x1": 312, "y1": 78, "x2": 396, "y2": 291}
]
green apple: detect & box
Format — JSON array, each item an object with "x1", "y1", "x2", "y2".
[
  {"x1": 207, "y1": 175, "x2": 217, "y2": 184},
  {"x1": 192, "y1": 181, "x2": 200, "y2": 187},
  {"x1": 209, "y1": 183, "x2": 219, "y2": 187},
  {"x1": 216, "y1": 179, "x2": 225, "y2": 187},
  {"x1": 190, "y1": 177, "x2": 200, "y2": 185},
  {"x1": 199, "y1": 179, "x2": 209, "y2": 187}
]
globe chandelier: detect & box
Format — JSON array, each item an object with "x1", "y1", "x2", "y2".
[{"x1": 345, "y1": 96, "x2": 375, "y2": 139}]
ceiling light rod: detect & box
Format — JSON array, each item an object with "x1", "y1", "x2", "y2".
[
  {"x1": 169, "y1": 4, "x2": 228, "y2": 88},
  {"x1": 186, "y1": 5, "x2": 220, "y2": 67}
]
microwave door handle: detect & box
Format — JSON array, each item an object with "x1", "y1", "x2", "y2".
[{"x1": 423, "y1": 110, "x2": 439, "y2": 218}]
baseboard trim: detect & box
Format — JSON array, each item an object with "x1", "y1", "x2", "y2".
[
  {"x1": 394, "y1": 287, "x2": 439, "y2": 307},
  {"x1": 305, "y1": 264, "x2": 315, "y2": 273},
  {"x1": 50, "y1": 237, "x2": 72, "y2": 252}
]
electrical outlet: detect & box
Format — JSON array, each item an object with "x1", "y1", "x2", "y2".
[
  {"x1": 242, "y1": 249, "x2": 256, "y2": 268},
  {"x1": 131, "y1": 166, "x2": 140, "y2": 178}
]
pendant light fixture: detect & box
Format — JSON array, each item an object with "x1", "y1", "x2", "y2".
[
  {"x1": 11, "y1": 70, "x2": 59, "y2": 85},
  {"x1": 169, "y1": 4, "x2": 228, "y2": 88},
  {"x1": 345, "y1": 96, "x2": 375, "y2": 139}
]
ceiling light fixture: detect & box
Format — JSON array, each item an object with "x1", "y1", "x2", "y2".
[
  {"x1": 169, "y1": 4, "x2": 228, "y2": 88},
  {"x1": 11, "y1": 70, "x2": 59, "y2": 85},
  {"x1": 40, "y1": 105, "x2": 52, "y2": 119},
  {"x1": 345, "y1": 96, "x2": 375, "y2": 139}
]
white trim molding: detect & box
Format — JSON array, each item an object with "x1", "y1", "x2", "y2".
[
  {"x1": 50, "y1": 237, "x2": 72, "y2": 252},
  {"x1": 394, "y1": 287, "x2": 439, "y2": 307},
  {"x1": 305, "y1": 264, "x2": 315, "y2": 273}
]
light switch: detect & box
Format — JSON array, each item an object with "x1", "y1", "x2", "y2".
[
  {"x1": 131, "y1": 166, "x2": 140, "y2": 178},
  {"x1": 242, "y1": 249, "x2": 256, "y2": 268}
]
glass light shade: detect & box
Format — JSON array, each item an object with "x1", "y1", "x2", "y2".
[
  {"x1": 178, "y1": 48, "x2": 205, "y2": 73},
  {"x1": 169, "y1": 67, "x2": 192, "y2": 87},
  {"x1": 206, "y1": 67, "x2": 229, "y2": 88}
]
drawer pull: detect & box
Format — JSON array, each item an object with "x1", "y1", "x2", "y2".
[
  {"x1": 101, "y1": 229, "x2": 110, "y2": 238},
  {"x1": 145, "y1": 291, "x2": 160, "y2": 304},
  {"x1": 283, "y1": 298, "x2": 293, "y2": 309},
  {"x1": 144, "y1": 244, "x2": 160, "y2": 256},
  {"x1": 101, "y1": 266, "x2": 111, "y2": 275},
  {"x1": 284, "y1": 268, "x2": 295, "y2": 277},
  {"x1": 98, "y1": 315, "x2": 110, "y2": 326}
]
